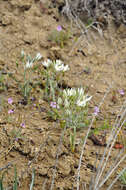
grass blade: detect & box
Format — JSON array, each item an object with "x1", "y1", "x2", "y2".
[{"x1": 30, "y1": 168, "x2": 35, "y2": 190}]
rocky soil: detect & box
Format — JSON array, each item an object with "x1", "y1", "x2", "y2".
[{"x1": 0, "y1": 0, "x2": 126, "y2": 190}]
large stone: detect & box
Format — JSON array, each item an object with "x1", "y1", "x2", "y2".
[{"x1": 58, "y1": 157, "x2": 71, "y2": 176}]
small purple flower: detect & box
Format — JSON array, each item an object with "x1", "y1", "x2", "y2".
[
  {"x1": 20, "y1": 122, "x2": 26, "y2": 128},
  {"x1": 31, "y1": 97, "x2": 36, "y2": 101},
  {"x1": 57, "y1": 25, "x2": 62, "y2": 32},
  {"x1": 8, "y1": 109, "x2": 14, "y2": 114},
  {"x1": 50, "y1": 102, "x2": 57, "y2": 108},
  {"x1": 33, "y1": 104, "x2": 36, "y2": 107},
  {"x1": 15, "y1": 138, "x2": 18, "y2": 141},
  {"x1": 94, "y1": 106, "x2": 99, "y2": 116},
  {"x1": 8, "y1": 98, "x2": 13, "y2": 104},
  {"x1": 119, "y1": 89, "x2": 124, "y2": 96}
]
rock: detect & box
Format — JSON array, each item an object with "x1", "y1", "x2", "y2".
[
  {"x1": 117, "y1": 24, "x2": 126, "y2": 38},
  {"x1": 37, "y1": 166, "x2": 48, "y2": 176},
  {"x1": 117, "y1": 24, "x2": 126, "y2": 34},
  {"x1": 46, "y1": 145, "x2": 57, "y2": 158},
  {"x1": 1, "y1": 14, "x2": 12, "y2": 25},
  {"x1": 58, "y1": 158, "x2": 71, "y2": 176},
  {"x1": 23, "y1": 34, "x2": 35, "y2": 45}
]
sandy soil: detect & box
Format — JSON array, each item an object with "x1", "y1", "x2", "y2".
[{"x1": 0, "y1": 0, "x2": 126, "y2": 189}]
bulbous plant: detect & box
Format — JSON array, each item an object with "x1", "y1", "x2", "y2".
[
  {"x1": 49, "y1": 87, "x2": 92, "y2": 152},
  {"x1": 41, "y1": 59, "x2": 69, "y2": 102},
  {"x1": 9, "y1": 50, "x2": 42, "y2": 102}
]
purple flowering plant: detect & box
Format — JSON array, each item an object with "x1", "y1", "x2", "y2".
[
  {"x1": 50, "y1": 101, "x2": 57, "y2": 108},
  {"x1": 8, "y1": 98, "x2": 13, "y2": 104},
  {"x1": 119, "y1": 89, "x2": 125, "y2": 96},
  {"x1": 48, "y1": 25, "x2": 71, "y2": 48},
  {"x1": 94, "y1": 106, "x2": 99, "y2": 116},
  {"x1": 48, "y1": 101, "x2": 60, "y2": 121},
  {"x1": 8, "y1": 109, "x2": 14, "y2": 114},
  {"x1": 57, "y1": 25, "x2": 62, "y2": 32},
  {"x1": 20, "y1": 122, "x2": 26, "y2": 128},
  {"x1": 9, "y1": 118, "x2": 26, "y2": 141},
  {"x1": 7, "y1": 98, "x2": 15, "y2": 115}
]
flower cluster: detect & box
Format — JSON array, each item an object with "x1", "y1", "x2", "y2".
[
  {"x1": 58, "y1": 88, "x2": 92, "y2": 108},
  {"x1": 41, "y1": 59, "x2": 69, "y2": 72},
  {"x1": 56, "y1": 88, "x2": 92, "y2": 152},
  {"x1": 41, "y1": 58, "x2": 69, "y2": 101},
  {"x1": 42, "y1": 59, "x2": 52, "y2": 68},
  {"x1": 21, "y1": 50, "x2": 42, "y2": 69},
  {"x1": 16, "y1": 50, "x2": 43, "y2": 99}
]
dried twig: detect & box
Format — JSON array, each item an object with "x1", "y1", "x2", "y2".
[{"x1": 76, "y1": 83, "x2": 112, "y2": 190}]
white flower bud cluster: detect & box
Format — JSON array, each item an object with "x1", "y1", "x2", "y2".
[
  {"x1": 41, "y1": 59, "x2": 69, "y2": 72},
  {"x1": 58, "y1": 88, "x2": 92, "y2": 109},
  {"x1": 21, "y1": 50, "x2": 42, "y2": 69}
]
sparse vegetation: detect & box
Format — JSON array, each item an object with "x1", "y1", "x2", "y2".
[
  {"x1": 48, "y1": 25, "x2": 71, "y2": 48},
  {"x1": 119, "y1": 169, "x2": 126, "y2": 187},
  {"x1": 41, "y1": 58, "x2": 69, "y2": 101},
  {"x1": 0, "y1": 0, "x2": 126, "y2": 190},
  {"x1": 9, "y1": 51, "x2": 42, "y2": 102}
]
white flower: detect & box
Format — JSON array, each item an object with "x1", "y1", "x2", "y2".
[
  {"x1": 63, "y1": 64, "x2": 69, "y2": 71},
  {"x1": 54, "y1": 61, "x2": 64, "y2": 71},
  {"x1": 68, "y1": 88, "x2": 76, "y2": 96},
  {"x1": 35, "y1": 53, "x2": 42, "y2": 60},
  {"x1": 21, "y1": 49, "x2": 25, "y2": 58},
  {"x1": 54, "y1": 60, "x2": 69, "y2": 72},
  {"x1": 63, "y1": 89, "x2": 68, "y2": 97},
  {"x1": 57, "y1": 97, "x2": 62, "y2": 105},
  {"x1": 76, "y1": 95, "x2": 92, "y2": 107},
  {"x1": 64, "y1": 98, "x2": 70, "y2": 107},
  {"x1": 85, "y1": 95, "x2": 92, "y2": 102},
  {"x1": 42, "y1": 59, "x2": 52, "y2": 67},
  {"x1": 56, "y1": 60, "x2": 62, "y2": 65},
  {"x1": 78, "y1": 88, "x2": 84, "y2": 97},
  {"x1": 76, "y1": 99, "x2": 86, "y2": 107},
  {"x1": 66, "y1": 109, "x2": 71, "y2": 115},
  {"x1": 25, "y1": 60, "x2": 33, "y2": 68},
  {"x1": 63, "y1": 88, "x2": 76, "y2": 97}
]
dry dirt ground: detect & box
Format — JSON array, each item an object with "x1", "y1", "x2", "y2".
[{"x1": 0, "y1": 0, "x2": 126, "y2": 190}]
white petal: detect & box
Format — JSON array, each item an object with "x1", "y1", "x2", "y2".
[
  {"x1": 85, "y1": 96, "x2": 92, "y2": 102},
  {"x1": 66, "y1": 109, "x2": 71, "y2": 115},
  {"x1": 42, "y1": 59, "x2": 52, "y2": 67},
  {"x1": 77, "y1": 95, "x2": 92, "y2": 107},
  {"x1": 36, "y1": 53, "x2": 42, "y2": 60},
  {"x1": 54, "y1": 60, "x2": 69, "y2": 72},
  {"x1": 78, "y1": 88, "x2": 84, "y2": 96},
  {"x1": 56, "y1": 60, "x2": 62, "y2": 65},
  {"x1": 57, "y1": 97, "x2": 62, "y2": 105},
  {"x1": 64, "y1": 98, "x2": 69, "y2": 107},
  {"x1": 63, "y1": 65, "x2": 69, "y2": 71},
  {"x1": 21, "y1": 50, "x2": 25, "y2": 58},
  {"x1": 25, "y1": 60, "x2": 33, "y2": 68},
  {"x1": 76, "y1": 99, "x2": 86, "y2": 107}
]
